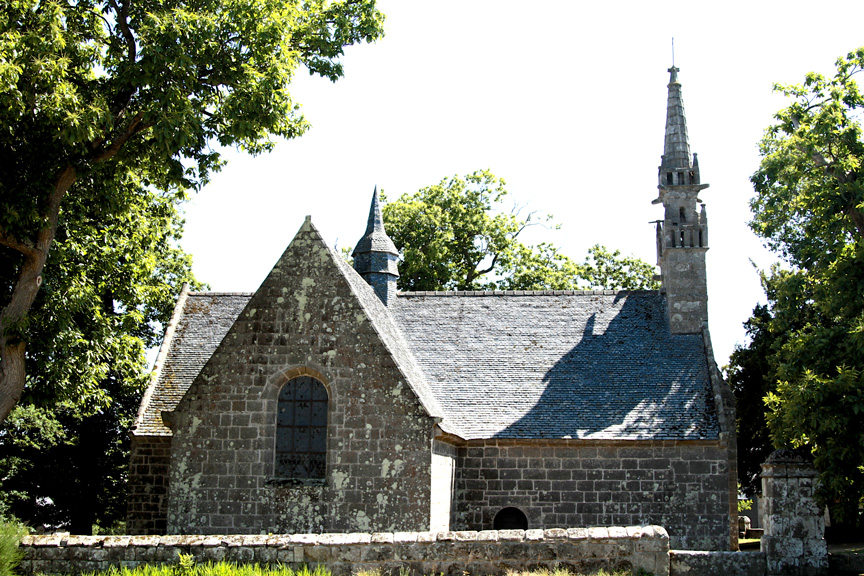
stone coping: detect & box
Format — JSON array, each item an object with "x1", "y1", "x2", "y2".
[{"x1": 22, "y1": 526, "x2": 668, "y2": 548}]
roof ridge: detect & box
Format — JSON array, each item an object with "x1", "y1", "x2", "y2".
[{"x1": 398, "y1": 289, "x2": 657, "y2": 297}]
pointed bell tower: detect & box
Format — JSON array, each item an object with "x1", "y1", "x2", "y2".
[
  {"x1": 353, "y1": 186, "x2": 400, "y2": 306},
  {"x1": 653, "y1": 66, "x2": 710, "y2": 334}
]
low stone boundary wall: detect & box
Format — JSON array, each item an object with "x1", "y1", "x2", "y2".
[
  {"x1": 669, "y1": 550, "x2": 765, "y2": 576},
  {"x1": 20, "y1": 527, "x2": 669, "y2": 576}
]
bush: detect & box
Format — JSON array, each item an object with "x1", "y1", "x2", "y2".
[{"x1": 0, "y1": 521, "x2": 26, "y2": 576}]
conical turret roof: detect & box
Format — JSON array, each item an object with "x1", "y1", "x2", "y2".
[{"x1": 353, "y1": 186, "x2": 398, "y2": 256}]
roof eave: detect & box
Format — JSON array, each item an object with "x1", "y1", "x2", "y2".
[{"x1": 130, "y1": 283, "x2": 191, "y2": 436}]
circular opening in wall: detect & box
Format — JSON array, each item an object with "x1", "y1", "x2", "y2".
[{"x1": 493, "y1": 507, "x2": 528, "y2": 530}]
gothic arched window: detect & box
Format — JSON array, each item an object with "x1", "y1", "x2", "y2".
[{"x1": 275, "y1": 376, "x2": 328, "y2": 481}]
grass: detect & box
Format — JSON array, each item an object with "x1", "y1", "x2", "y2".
[
  {"x1": 0, "y1": 521, "x2": 27, "y2": 576},
  {"x1": 84, "y1": 560, "x2": 331, "y2": 576},
  {"x1": 78, "y1": 559, "x2": 641, "y2": 576}
]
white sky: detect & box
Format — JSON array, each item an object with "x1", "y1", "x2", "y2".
[{"x1": 180, "y1": 0, "x2": 864, "y2": 368}]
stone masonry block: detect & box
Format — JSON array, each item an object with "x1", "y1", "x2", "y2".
[
  {"x1": 392, "y1": 532, "x2": 417, "y2": 544},
  {"x1": 370, "y1": 533, "x2": 394, "y2": 544},
  {"x1": 288, "y1": 534, "x2": 319, "y2": 545}
]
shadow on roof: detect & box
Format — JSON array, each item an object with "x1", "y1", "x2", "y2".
[{"x1": 494, "y1": 293, "x2": 718, "y2": 440}]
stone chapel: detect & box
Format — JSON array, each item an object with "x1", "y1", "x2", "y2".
[{"x1": 127, "y1": 67, "x2": 738, "y2": 550}]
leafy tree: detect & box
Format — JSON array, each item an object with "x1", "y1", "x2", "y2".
[
  {"x1": 0, "y1": 0, "x2": 385, "y2": 423},
  {"x1": 734, "y1": 47, "x2": 864, "y2": 522},
  {"x1": 382, "y1": 170, "x2": 658, "y2": 292},
  {"x1": 0, "y1": 391, "x2": 136, "y2": 533},
  {"x1": 727, "y1": 304, "x2": 780, "y2": 497},
  {"x1": 578, "y1": 245, "x2": 660, "y2": 291},
  {"x1": 0, "y1": 178, "x2": 199, "y2": 532}
]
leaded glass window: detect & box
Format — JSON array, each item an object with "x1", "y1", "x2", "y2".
[{"x1": 275, "y1": 376, "x2": 328, "y2": 481}]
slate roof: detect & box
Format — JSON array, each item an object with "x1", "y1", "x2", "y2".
[
  {"x1": 390, "y1": 291, "x2": 719, "y2": 441},
  {"x1": 133, "y1": 292, "x2": 250, "y2": 436},
  {"x1": 135, "y1": 287, "x2": 720, "y2": 442}
]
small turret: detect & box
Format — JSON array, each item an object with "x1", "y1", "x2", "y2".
[
  {"x1": 653, "y1": 66, "x2": 710, "y2": 334},
  {"x1": 353, "y1": 187, "x2": 399, "y2": 306}
]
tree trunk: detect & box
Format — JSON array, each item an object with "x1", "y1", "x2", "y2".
[
  {"x1": 0, "y1": 166, "x2": 76, "y2": 423},
  {"x1": 847, "y1": 205, "x2": 864, "y2": 240}
]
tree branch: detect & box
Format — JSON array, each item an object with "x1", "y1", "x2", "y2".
[
  {"x1": 108, "y1": 0, "x2": 136, "y2": 63},
  {"x1": 43, "y1": 166, "x2": 77, "y2": 250},
  {"x1": 0, "y1": 229, "x2": 39, "y2": 259},
  {"x1": 88, "y1": 112, "x2": 151, "y2": 163},
  {"x1": 104, "y1": 0, "x2": 140, "y2": 120},
  {"x1": 467, "y1": 253, "x2": 500, "y2": 287},
  {"x1": 807, "y1": 153, "x2": 864, "y2": 239},
  {"x1": 845, "y1": 206, "x2": 864, "y2": 239}
]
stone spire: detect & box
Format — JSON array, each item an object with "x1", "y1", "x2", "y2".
[
  {"x1": 660, "y1": 65, "x2": 693, "y2": 175},
  {"x1": 653, "y1": 66, "x2": 711, "y2": 334},
  {"x1": 353, "y1": 187, "x2": 400, "y2": 306}
]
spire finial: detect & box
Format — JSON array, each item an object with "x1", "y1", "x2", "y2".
[
  {"x1": 668, "y1": 38, "x2": 679, "y2": 84},
  {"x1": 365, "y1": 185, "x2": 385, "y2": 234}
]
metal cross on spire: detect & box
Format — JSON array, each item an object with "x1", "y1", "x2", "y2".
[{"x1": 668, "y1": 38, "x2": 679, "y2": 83}]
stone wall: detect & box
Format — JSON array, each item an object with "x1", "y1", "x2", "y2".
[
  {"x1": 669, "y1": 551, "x2": 765, "y2": 576},
  {"x1": 453, "y1": 439, "x2": 733, "y2": 550},
  {"x1": 162, "y1": 223, "x2": 439, "y2": 535},
  {"x1": 760, "y1": 450, "x2": 828, "y2": 576},
  {"x1": 18, "y1": 527, "x2": 670, "y2": 576},
  {"x1": 127, "y1": 436, "x2": 171, "y2": 535}
]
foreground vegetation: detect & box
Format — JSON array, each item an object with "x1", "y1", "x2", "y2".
[
  {"x1": 74, "y1": 563, "x2": 635, "y2": 576},
  {"x1": 729, "y1": 46, "x2": 864, "y2": 526},
  {"x1": 0, "y1": 0, "x2": 385, "y2": 531}
]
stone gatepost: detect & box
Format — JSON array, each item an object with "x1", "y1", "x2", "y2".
[{"x1": 760, "y1": 449, "x2": 828, "y2": 576}]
